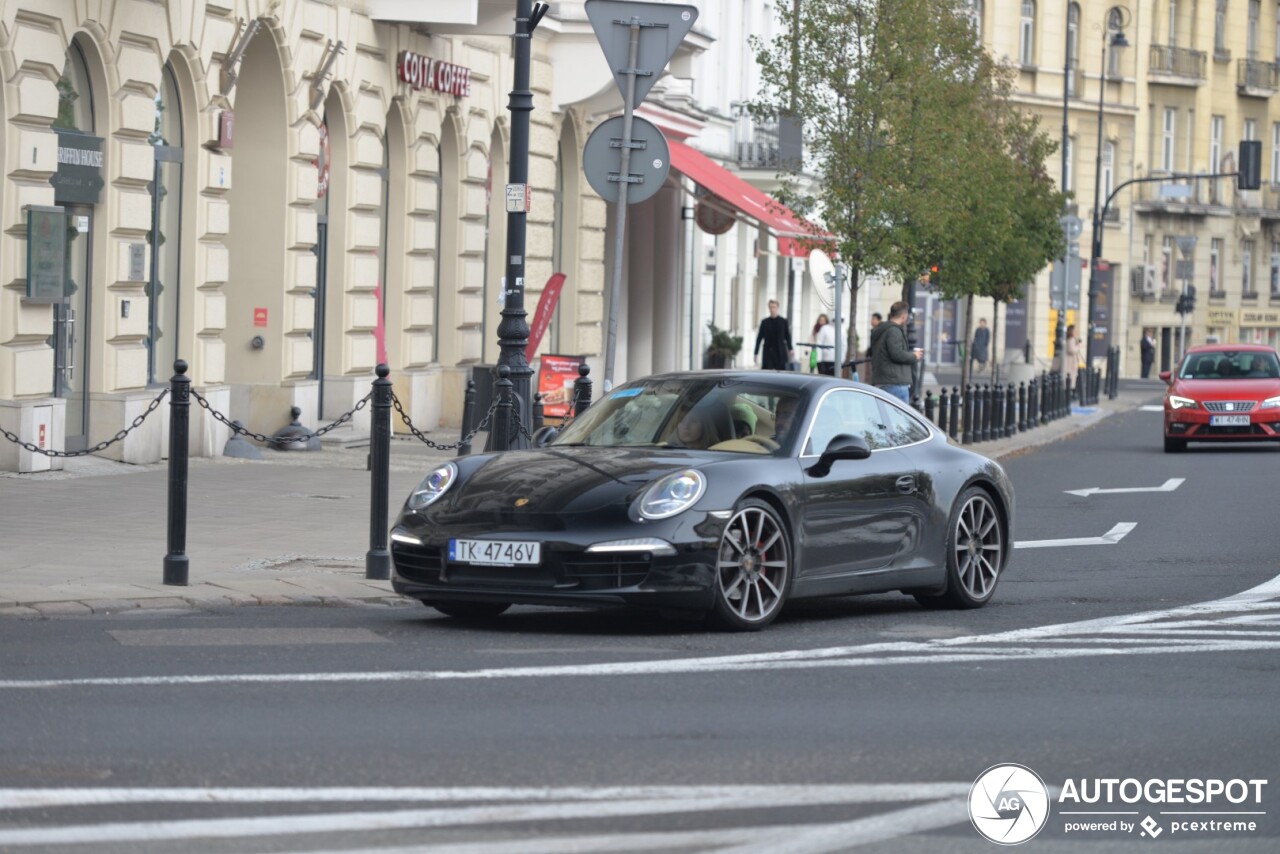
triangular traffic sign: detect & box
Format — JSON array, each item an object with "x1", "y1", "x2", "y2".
[{"x1": 585, "y1": 0, "x2": 699, "y2": 108}]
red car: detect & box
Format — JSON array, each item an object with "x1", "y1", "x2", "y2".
[{"x1": 1161, "y1": 344, "x2": 1280, "y2": 452}]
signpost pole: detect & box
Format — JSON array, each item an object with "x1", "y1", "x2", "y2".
[{"x1": 603, "y1": 18, "x2": 643, "y2": 392}]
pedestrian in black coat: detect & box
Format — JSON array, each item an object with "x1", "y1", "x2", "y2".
[
  {"x1": 754, "y1": 299, "x2": 794, "y2": 370},
  {"x1": 1140, "y1": 329, "x2": 1156, "y2": 378}
]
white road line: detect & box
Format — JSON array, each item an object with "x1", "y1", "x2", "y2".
[
  {"x1": 291, "y1": 827, "x2": 768, "y2": 854},
  {"x1": 717, "y1": 798, "x2": 968, "y2": 854},
  {"x1": 0, "y1": 789, "x2": 970, "y2": 847},
  {"x1": 1140, "y1": 404, "x2": 1165, "y2": 412},
  {"x1": 1013, "y1": 522, "x2": 1136, "y2": 549},
  {"x1": 0, "y1": 783, "x2": 969, "y2": 811},
  {"x1": 1, "y1": 568, "x2": 1276, "y2": 692},
  {"x1": 1064, "y1": 478, "x2": 1184, "y2": 497}
]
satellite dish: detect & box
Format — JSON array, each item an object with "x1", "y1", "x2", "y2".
[{"x1": 808, "y1": 249, "x2": 834, "y2": 310}]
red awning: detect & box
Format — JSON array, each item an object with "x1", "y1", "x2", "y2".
[{"x1": 667, "y1": 138, "x2": 830, "y2": 257}]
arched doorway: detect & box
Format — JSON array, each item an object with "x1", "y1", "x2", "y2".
[
  {"x1": 437, "y1": 113, "x2": 462, "y2": 368},
  {"x1": 315, "y1": 87, "x2": 350, "y2": 419},
  {"x1": 225, "y1": 27, "x2": 290, "y2": 419},
  {"x1": 147, "y1": 62, "x2": 185, "y2": 385},
  {"x1": 50, "y1": 36, "x2": 106, "y2": 451},
  {"x1": 482, "y1": 126, "x2": 507, "y2": 363}
]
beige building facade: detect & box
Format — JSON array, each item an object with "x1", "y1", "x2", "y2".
[
  {"x1": 980, "y1": 0, "x2": 1280, "y2": 375},
  {"x1": 0, "y1": 0, "x2": 613, "y2": 472}
]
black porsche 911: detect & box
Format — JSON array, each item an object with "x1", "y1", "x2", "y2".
[{"x1": 390, "y1": 371, "x2": 1015, "y2": 631}]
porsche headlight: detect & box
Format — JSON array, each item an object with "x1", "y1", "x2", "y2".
[
  {"x1": 1261, "y1": 395, "x2": 1280, "y2": 410},
  {"x1": 408, "y1": 462, "x2": 457, "y2": 510},
  {"x1": 638, "y1": 469, "x2": 706, "y2": 520},
  {"x1": 1168, "y1": 395, "x2": 1198, "y2": 410}
]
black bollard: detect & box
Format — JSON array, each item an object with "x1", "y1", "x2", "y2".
[
  {"x1": 1040, "y1": 372, "x2": 1050, "y2": 425},
  {"x1": 492, "y1": 365, "x2": 514, "y2": 451},
  {"x1": 981, "y1": 385, "x2": 993, "y2": 442},
  {"x1": 948, "y1": 387, "x2": 960, "y2": 440},
  {"x1": 924, "y1": 390, "x2": 935, "y2": 424},
  {"x1": 1018, "y1": 382, "x2": 1027, "y2": 432},
  {"x1": 1005, "y1": 384, "x2": 1015, "y2": 438},
  {"x1": 962, "y1": 384, "x2": 974, "y2": 445},
  {"x1": 938, "y1": 388, "x2": 950, "y2": 434},
  {"x1": 532, "y1": 392, "x2": 545, "y2": 433},
  {"x1": 163, "y1": 360, "x2": 191, "y2": 586},
  {"x1": 572, "y1": 363, "x2": 593, "y2": 417},
  {"x1": 366, "y1": 364, "x2": 393, "y2": 581},
  {"x1": 458, "y1": 378, "x2": 476, "y2": 457}
]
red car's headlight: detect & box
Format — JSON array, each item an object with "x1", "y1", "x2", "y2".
[{"x1": 1167, "y1": 395, "x2": 1197, "y2": 410}]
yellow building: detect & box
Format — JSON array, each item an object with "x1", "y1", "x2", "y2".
[{"x1": 979, "y1": 0, "x2": 1280, "y2": 374}]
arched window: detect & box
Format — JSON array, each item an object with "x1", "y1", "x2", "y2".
[
  {"x1": 147, "y1": 63, "x2": 183, "y2": 384},
  {"x1": 54, "y1": 42, "x2": 93, "y2": 132},
  {"x1": 966, "y1": 0, "x2": 984, "y2": 39},
  {"x1": 1020, "y1": 1, "x2": 1036, "y2": 66},
  {"x1": 1067, "y1": 4, "x2": 1081, "y2": 95}
]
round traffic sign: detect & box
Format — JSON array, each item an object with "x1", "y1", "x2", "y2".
[{"x1": 582, "y1": 115, "x2": 671, "y2": 205}]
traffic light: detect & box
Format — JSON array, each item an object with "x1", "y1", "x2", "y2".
[
  {"x1": 929, "y1": 264, "x2": 940, "y2": 289},
  {"x1": 1176, "y1": 285, "x2": 1197, "y2": 315},
  {"x1": 1239, "y1": 140, "x2": 1262, "y2": 190}
]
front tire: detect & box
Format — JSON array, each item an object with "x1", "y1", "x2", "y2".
[
  {"x1": 914, "y1": 486, "x2": 1005, "y2": 610},
  {"x1": 709, "y1": 499, "x2": 793, "y2": 631},
  {"x1": 426, "y1": 600, "x2": 511, "y2": 620}
]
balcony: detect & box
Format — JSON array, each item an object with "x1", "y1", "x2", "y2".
[
  {"x1": 1102, "y1": 206, "x2": 1121, "y2": 223},
  {"x1": 1149, "y1": 45, "x2": 1207, "y2": 85},
  {"x1": 1133, "y1": 174, "x2": 1213, "y2": 215},
  {"x1": 1237, "y1": 58, "x2": 1279, "y2": 97},
  {"x1": 736, "y1": 121, "x2": 779, "y2": 170}
]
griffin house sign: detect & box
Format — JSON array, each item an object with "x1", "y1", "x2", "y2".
[{"x1": 396, "y1": 51, "x2": 471, "y2": 97}]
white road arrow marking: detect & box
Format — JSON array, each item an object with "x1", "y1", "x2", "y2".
[
  {"x1": 1064, "y1": 478, "x2": 1184, "y2": 497},
  {"x1": 1012, "y1": 522, "x2": 1136, "y2": 549}
]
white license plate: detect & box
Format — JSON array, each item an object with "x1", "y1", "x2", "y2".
[
  {"x1": 448, "y1": 539, "x2": 541, "y2": 566},
  {"x1": 1210, "y1": 415, "x2": 1251, "y2": 426}
]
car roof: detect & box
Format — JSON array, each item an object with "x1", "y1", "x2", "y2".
[
  {"x1": 1183, "y1": 344, "x2": 1277, "y2": 355},
  {"x1": 635, "y1": 370, "x2": 855, "y2": 393}
]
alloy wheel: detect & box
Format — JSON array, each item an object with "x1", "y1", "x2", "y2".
[
  {"x1": 716, "y1": 504, "x2": 790, "y2": 624},
  {"x1": 952, "y1": 493, "x2": 1002, "y2": 600}
]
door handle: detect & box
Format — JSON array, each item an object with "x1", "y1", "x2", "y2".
[{"x1": 895, "y1": 475, "x2": 915, "y2": 494}]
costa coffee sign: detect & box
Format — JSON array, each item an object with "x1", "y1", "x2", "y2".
[{"x1": 397, "y1": 51, "x2": 471, "y2": 97}]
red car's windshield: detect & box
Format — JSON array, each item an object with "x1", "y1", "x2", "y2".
[{"x1": 1178, "y1": 351, "x2": 1280, "y2": 380}]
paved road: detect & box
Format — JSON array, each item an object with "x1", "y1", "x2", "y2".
[{"x1": 1, "y1": 405, "x2": 1277, "y2": 852}]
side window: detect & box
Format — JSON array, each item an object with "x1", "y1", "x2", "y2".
[
  {"x1": 877, "y1": 399, "x2": 931, "y2": 447},
  {"x1": 804, "y1": 391, "x2": 891, "y2": 454}
]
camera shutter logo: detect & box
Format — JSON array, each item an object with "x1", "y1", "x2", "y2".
[{"x1": 969, "y1": 763, "x2": 1050, "y2": 845}]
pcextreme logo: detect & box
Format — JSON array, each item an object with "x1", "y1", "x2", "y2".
[{"x1": 969, "y1": 763, "x2": 1051, "y2": 845}]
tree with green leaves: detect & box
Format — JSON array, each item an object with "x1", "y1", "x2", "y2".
[{"x1": 753, "y1": 0, "x2": 1064, "y2": 382}]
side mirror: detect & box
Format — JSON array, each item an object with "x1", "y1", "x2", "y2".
[
  {"x1": 531, "y1": 426, "x2": 559, "y2": 448},
  {"x1": 1158, "y1": 370, "x2": 1172, "y2": 384},
  {"x1": 807, "y1": 433, "x2": 871, "y2": 477}
]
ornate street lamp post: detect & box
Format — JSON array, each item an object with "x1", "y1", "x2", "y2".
[{"x1": 1084, "y1": 6, "x2": 1130, "y2": 388}]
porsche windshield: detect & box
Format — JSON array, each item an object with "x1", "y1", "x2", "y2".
[{"x1": 551, "y1": 379, "x2": 802, "y2": 455}]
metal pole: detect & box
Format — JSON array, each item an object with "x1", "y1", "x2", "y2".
[
  {"x1": 1085, "y1": 33, "x2": 1109, "y2": 378},
  {"x1": 1057, "y1": 3, "x2": 1072, "y2": 371},
  {"x1": 604, "y1": 16, "x2": 643, "y2": 391},
  {"x1": 489, "y1": 0, "x2": 537, "y2": 450},
  {"x1": 832, "y1": 263, "x2": 844, "y2": 372},
  {"x1": 366, "y1": 363, "x2": 392, "y2": 581},
  {"x1": 162, "y1": 359, "x2": 191, "y2": 586}
]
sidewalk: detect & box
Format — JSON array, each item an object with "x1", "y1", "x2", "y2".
[{"x1": 0, "y1": 382, "x2": 1164, "y2": 617}]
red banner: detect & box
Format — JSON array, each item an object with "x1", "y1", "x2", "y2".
[
  {"x1": 525, "y1": 273, "x2": 566, "y2": 361},
  {"x1": 537, "y1": 354, "x2": 584, "y2": 419}
]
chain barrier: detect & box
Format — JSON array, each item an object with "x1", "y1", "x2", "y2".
[
  {"x1": 392, "y1": 393, "x2": 499, "y2": 452},
  {"x1": 190, "y1": 390, "x2": 371, "y2": 445},
  {"x1": 0, "y1": 388, "x2": 169, "y2": 458}
]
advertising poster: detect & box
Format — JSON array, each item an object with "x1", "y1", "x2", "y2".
[
  {"x1": 26, "y1": 207, "x2": 66, "y2": 303},
  {"x1": 537, "y1": 354, "x2": 585, "y2": 419}
]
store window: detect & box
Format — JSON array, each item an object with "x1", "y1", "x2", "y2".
[{"x1": 147, "y1": 64, "x2": 183, "y2": 384}]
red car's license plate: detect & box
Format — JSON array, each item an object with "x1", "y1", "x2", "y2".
[{"x1": 1210, "y1": 415, "x2": 1250, "y2": 426}]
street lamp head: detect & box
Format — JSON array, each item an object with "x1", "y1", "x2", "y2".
[{"x1": 1110, "y1": 30, "x2": 1130, "y2": 49}]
